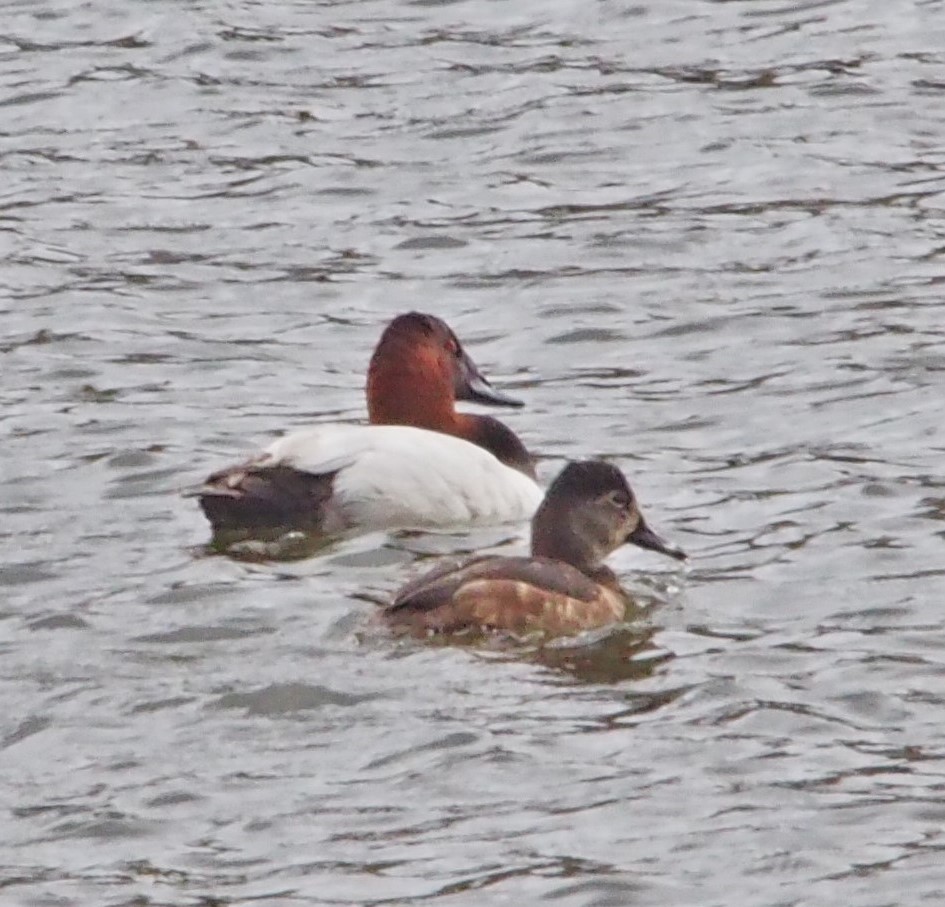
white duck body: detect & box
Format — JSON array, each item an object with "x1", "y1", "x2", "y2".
[{"x1": 220, "y1": 424, "x2": 543, "y2": 535}]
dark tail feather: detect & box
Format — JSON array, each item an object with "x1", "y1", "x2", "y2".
[{"x1": 195, "y1": 465, "x2": 337, "y2": 535}]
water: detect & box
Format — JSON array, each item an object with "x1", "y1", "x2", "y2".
[{"x1": 3, "y1": 0, "x2": 945, "y2": 903}]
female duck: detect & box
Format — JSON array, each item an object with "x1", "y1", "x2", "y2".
[
  {"x1": 383, "y1": 460, "x2": 686, "y2": 636},
  {"x1": 194, "y1": 313, "x2": 542, "y2": 537}
]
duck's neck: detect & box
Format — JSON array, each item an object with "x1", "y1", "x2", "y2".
[
  {"x1": 367, "y1": 359, "x2": 455, "y2": 431},
  {"x1": 456, "y1": 413, "x2": 536, "y2": 479},
  {"x1": 367, "y1": 355, "x2": 533, "y2": 477},
  {"x1": 584, "y1": 564, "x2": 620, "y2": 590},
  {"x1": 368, "y1": 391, "x2": 453, "y2": 432},
  {"x1": 531, "y1": 504, "x2": 605, "y2": 576}
]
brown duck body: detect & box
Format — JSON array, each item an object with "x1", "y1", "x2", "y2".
[
  {"x1": 386, "y1": 555, "x2": 628, "y2": 635},
  {"x1": 383, "y1": 460, "x2": 687, "y2": 638}
]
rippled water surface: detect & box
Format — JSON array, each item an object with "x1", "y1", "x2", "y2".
[{"x1": 3, "y1": 0, "x2": 945, "y2": 903}]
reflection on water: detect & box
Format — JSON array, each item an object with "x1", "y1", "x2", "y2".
[
  {"x1": 527, "y1": 623, "x2": 670, "y2": 685},
  {"x1": 3, "y1": 0, "x2": 945, "y2": 903}
]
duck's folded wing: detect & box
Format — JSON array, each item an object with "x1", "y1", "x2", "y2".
[
  {"x1": 389, "y1": 557, "x2": 600, "y2": 613},
  {"x1": 389, "y1": 556, "x2": 496, "y2": 612}
]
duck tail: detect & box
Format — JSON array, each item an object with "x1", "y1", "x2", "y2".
[{"x1": 189, "y1": 464, "x2": 337, "y2": 535}]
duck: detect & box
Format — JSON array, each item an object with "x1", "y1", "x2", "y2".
[
  {"x1": 192, "y1": 312, "x2": 543, "y2": 538},
  {"x1": 382, "y1": 459, "x2": 686, "y2": 636}
]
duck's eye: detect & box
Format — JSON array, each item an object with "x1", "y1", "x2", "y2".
[{"x1": 606, "y1": 490, "x2": 632, "y2": 510}]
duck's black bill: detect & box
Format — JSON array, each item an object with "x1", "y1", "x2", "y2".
[
  {"x1": 456, "y1": 348, "x2": 524, "y2": 407},
  {"x1": 627, "y1": 519, "x2": 687, "y2": 561}
]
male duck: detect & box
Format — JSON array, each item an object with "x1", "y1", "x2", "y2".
[
  {"x1": 383, "y1": 460, "x2": 686, "y2": 636},
  {"x1": 194, "y1": 313, "x2": 543, "y2": 537}
]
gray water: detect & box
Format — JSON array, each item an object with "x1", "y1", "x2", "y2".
[{"x1": 3, "y1": 0, "x2": 945, "y2": 904}]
